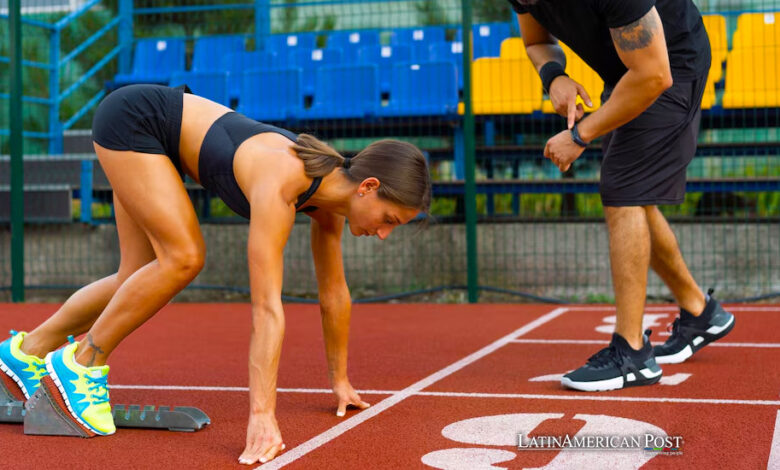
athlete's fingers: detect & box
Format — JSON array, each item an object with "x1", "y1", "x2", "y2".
[
  {"x1": 337, "y1": 399, "x2": 347, "y2": 417},
  {"x1": 567, "y1": 100, "x2": 576, "y2": 129},
  {"x1": 577, "y1": 84, "x2": 593, "y2": 107},
  {"x1": 576, "y1": 103, "x2": 585, "y2": 121},
  {"x1": 354, "y1": 399, "x2": 371, "y2": 410},
  {"x1": 544, "y1": 141, "x2": 551, "y2": 159},
  {"x1": 258, "y1": 443, "x2": 284, "y2": 465}
]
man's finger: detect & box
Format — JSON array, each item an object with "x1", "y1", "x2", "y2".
[
  {"x1": 258, "y1": 444, "x2": 283, "y2": 465},
  {"x1": 567, "y1": 101, "x2": 576, "y2": 129},
  {"x1": 578, "y1": 84, "x2": 593, "y2": 107},
  {"x1": 576, "y1": 103, "x2": 585, "y2": 121},
  {"x1": 337, "y1": 400, "x2": 347, "y2": 417},
  {"x1": 355, "y1": 399, "x2": 371, "y2": 409},
  {"x1": 543, "y1": 141, "x2": 551, "y2": 159}
]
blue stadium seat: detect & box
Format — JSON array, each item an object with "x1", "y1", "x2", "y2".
[
  {"x1": 236, "y1": 68, "x2": 304, "y2": 122},
  {"x1": 305, "y1": 64, "x2": 379, "y2": 119},
  {"x1": 456, "y1": 23, "x2": 511, "y2": 58},
  {"x1": 288, "y1": 48, "x2": 343, "y2": 96},
  {"x1": 357, "y1": 44, "x2": 412, "y2": 94},
  {"x1": 192, "y1": 35, "x2": 246, "y2": 71},
  {"x1": 380, "y1": 62, "x2": 458, "y2": 117},
  {"x1": 428, "y1": 41, "x2": 464, "y2": 91},
  {"x1": 263, "y1": 32, "x2": 318, "y2": 64},
  {"x1": 390, "y1": 26, "x2": 446, "y2": 61},
  {"x1": 326, "y1": 30, "x2": 380, "y2": 62},
  {"x1": 113, "y1": 38, "x2": 186, "y2": 87},
  {"x1": 169, "y1": 71, "x2": 230, "y2": 106},
  {"x1": 222, "y1": 51, "x2": 280, "y2": 100}
]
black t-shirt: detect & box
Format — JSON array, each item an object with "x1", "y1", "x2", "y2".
[{"x1": 508, "y1": 0, "x2": 711, "y2": 87}]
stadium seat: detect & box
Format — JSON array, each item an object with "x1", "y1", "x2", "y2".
[
  {"x1": 357, "y1": 44, "x2": 412, "y2": 94},
  {"x1": 499, "y1": 37, "x2": 529, "y2": 59},
  {"x1": 236, "y1": 67, "x2": 303, "y2": 121},
  {"x1": 263, "y1": 32, "x2": 318, "y2": 65},
  {"x1": 390, "y1": 26, "x2": 446, "y2": 61},
  {"x1": 538, "y1": 41, "x2": 604, "y2": 113},
  {"x1": 732, "y1": 12, "x2": 780, "y2": 49},
  {"x1": 456, "y1": 23, "x2": 511, "y2": 58},
  {"x1": 722, "y1": 46, "x2": 780, "y2": 108},
  {"x1": 192, "y1": 35, "x2": 246, "y2": 72},
  {"x1": 305, "y1": 64, "x2": 379, "y2": 119},
  {"x1": 288, "y1": 48, "x2": 343, "y2": 96},
  {"x1": 169, "y1": 71, "x2": 230, "y2": 106},
  {"x1": 428, "y1": 41, "x2": 464, "y2": 91},
  {"x1": 702, "y1": 14, "x2": 727, "y2": 84},
  {"x1": 112, "y1": 38, "x2": 186, "y2": 87},
  {"x1": 380, "y1": 62, "x2": 458, "y2": 116},
  {"x1": 222, "y1": 51, "x2": 279, "y2": 100},
  {"x1": 326, "y1": 30, "x2": 380, "y2": 62},
  {"x1": 470, "y1": 57, "x2": 542, "y2": 114}
]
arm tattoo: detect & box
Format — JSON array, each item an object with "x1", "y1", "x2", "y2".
[
  {"x1": 85, "y1": 333, "x2": 104, "y2": 367},
  {"x1": 609, "y1": 12, "x2": 658, "y2": 51}
]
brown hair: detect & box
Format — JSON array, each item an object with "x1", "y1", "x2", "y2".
[{"x1": 292, "y1": 135, "x2": 431, "y2": 214}]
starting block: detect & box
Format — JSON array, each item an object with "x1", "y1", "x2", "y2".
[{"x1": 1, "y1": 374, "x2": 210, "y2": 436}]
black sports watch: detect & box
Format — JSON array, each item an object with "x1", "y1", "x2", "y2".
[{"x1": 570, "y1": 123, "x2": 589, "y2": 148}]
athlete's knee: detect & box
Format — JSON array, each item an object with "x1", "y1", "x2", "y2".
[{"x1": 160, "y1": 241, "x2": 206, "y2": 282}]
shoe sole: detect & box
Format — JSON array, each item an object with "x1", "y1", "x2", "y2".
[
  {"x1": 0, "y1": 356, "x2": 32, "y2": 400},
  {"x1": 655, "y1": 313, "x2": 736, "y2": 365},
  {"x1": 561, "y1": 368, "x2": 663, "y2": 392},
  {"x1": 44, "y1": 354, "x2": 114, "y2": 436}
]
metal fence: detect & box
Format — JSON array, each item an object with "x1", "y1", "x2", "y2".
[{"x1": 2, "y1": 0, "x2": 779, "y2": 303}]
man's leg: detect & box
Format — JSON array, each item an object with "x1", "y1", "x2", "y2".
[
  {"x1": 645, "y1": 206, "x2": 706, "y2": 315},
  {"x1": 605, "y1": 205, "x2": 650, "y2": 351}
]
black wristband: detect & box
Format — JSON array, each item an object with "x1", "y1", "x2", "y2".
[
  {"x1": 570, "y1": 123, "x2": 589, "y2": 148},
  {"x1": 540, "y1": 61, "x2": 567, "y2": 93}
]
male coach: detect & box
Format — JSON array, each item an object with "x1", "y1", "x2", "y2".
[{"x1": 507, "y1": 0, "x2": 736, "y2": 391}]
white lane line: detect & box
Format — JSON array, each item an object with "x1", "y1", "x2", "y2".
[
  {"x1": 256, "y1": 307, "x2": 570, "y2": 469},
  {"x1": 110, "y1": 384, "x2": 397, "y2": 394},
  {"x1": 414, "y1": 391, "x2": 780, "y2": 406},
  {"x1": 509, "y1": 339, "x2": 780, "y2": 348},
  {"x1": 769, "y1": 410, "x2": 780, "y2": 469},
  {"x1": 567, "y1": 306, "x2": 780, "y2": 312}
]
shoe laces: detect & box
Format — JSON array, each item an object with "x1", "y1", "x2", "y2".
[
  {"x1": 587, "y1": 344, "x2": 627, "y2": 368},
  {"x1": 86, "y1": 375, "x2": 110, "y2": 405}
]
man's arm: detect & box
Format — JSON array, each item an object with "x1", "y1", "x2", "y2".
[
  {"x1": 577, "y1": 7, "x2": 673, "y2": 142},
  {"x1": 517, "y1": 13, "x2": 565, "y2": 73}
]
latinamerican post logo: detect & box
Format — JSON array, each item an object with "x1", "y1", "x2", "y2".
[{"x1": 517, "y1": 433, "x2": 683, "y2": 455}]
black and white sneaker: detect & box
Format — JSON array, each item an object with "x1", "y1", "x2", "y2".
[
  {"x1": 561, "y1": 330, "x2": 662, "y2": 392},
  {"x1": 653, "y1": 289, "x2": 735, "y2": 364}
]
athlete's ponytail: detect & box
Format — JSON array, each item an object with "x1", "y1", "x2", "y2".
[{"x1": 291, "y1": 134, "x2": 347, "y2": 178}]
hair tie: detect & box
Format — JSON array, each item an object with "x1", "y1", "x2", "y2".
[{"x1": 343, "y1": 157, "x2": 351, "y2": 169}]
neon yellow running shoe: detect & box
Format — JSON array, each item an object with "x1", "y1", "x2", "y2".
[
  {"x1": 45, "y1": 341, "x2": 115, "y2": 436},
  {"x1": 0, "y1": 330, "x2": 48, "y2": 399}
]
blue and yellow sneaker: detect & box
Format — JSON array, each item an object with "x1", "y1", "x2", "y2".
[
  {"x1": 45, "y1": 341, "x2": 115, "y2": 436},
  {"x1": 0, "y1": 330, "x2": 48, "y2": 400}
]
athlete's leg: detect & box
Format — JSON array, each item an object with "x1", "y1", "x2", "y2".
[
  {"x1": 20, "y1": 195, "x2": 156, "y2": 358},
  {"x1": 72, "y1": 144, "x2": 205, "y2": 368},
  {"x1": 645, "y1": 205, "x2": 706, "y2": 315},
  {"x1": 605, "y1": 205, "x2": 650, "y2": 350}
]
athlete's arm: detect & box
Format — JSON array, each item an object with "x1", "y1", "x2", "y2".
[
  {"x1": 308, "y1": 209, "x2": 370, "y2": 416},
  {"x1": 577, "y1": 7, "x2": 673, "y2": 142},
  {"x1": 239, "y1": 179, "x2": 296, "y2": 465},
  {"x1": 518, "y1": 13, "x2": 592, "y2": 129}
]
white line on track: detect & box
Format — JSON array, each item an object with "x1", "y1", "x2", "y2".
[
  {"x1": 769, "y1": 411, "x2": 780, "y2": 469},
  {"x1": 509, "y1": 339, "x2": 780, "y2": 348},
  {"x1": 256, "y1": 307, "x2": 570, "y2": 469},
  {"x1": 567, "y1": 306, "x2": 780, "y2": 312}
]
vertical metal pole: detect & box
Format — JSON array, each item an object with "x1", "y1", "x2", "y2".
[
  {"x1": 10, "y1": 0, "x2": 24, "y2": 302},
  {"x1": 255, "y1": 0, "x2": 271, "y2": 51},
  {"x1": 461, "y1": 0, "x2": 478, "y2": 303},
  {"x1": 119, "y1": 0, "x2": 133, "y2": 75},
  {"x1": 48, "y1": 28, "x2": 62, "y2": 154}
]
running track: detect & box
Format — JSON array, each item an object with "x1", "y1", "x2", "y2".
[{"x1": 0, "y1": 303, "x2": 778, "y2": 469}]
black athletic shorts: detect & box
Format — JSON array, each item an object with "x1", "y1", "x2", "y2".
[
  {"x1": 599, "y1": 76, "x2": 707, "y2": 207},
  {"x1": 92, "y1": 84, "x2": 188, "y2": 174}
]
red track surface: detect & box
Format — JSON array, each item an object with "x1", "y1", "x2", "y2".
[{"x1": 0, "y1": 303, "x2": 778, "y2": 469}]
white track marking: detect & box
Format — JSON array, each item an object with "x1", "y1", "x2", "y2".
[
  {"x1": 568, "y1": 306, "x2": 780, "y2": 312},
  {"x1": 413, "y1": 391, "x2": 780, "y2": 406},
  {"x1": 659, "y1": 373, "x2": 692, "y2": 386},
  {"x1": 510, "y1": 339, "x2": 780, "y2": 348},
  {"x1": 769, "y1": 411, "x2": 780, "y2": 470},
  {"x1": 255, "y1": 307, "x2": 570, "y2": 469},
  {"x1": 111, "y1": 384, "x2": 397, "y2": 394}
]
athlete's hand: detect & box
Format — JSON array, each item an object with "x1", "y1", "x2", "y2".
[
  {"x1": 544, "y1": 129, "x2": 587, "y2": 172},
  {"x1": 332, "y1": 379, "x2": 370, "y2": 417},
  {"x1": 239, "y1": 412, "x2": 285, "y2": 465},
  {"x1": 549, "y1": 76, "x2": 593, "y2": 130}
]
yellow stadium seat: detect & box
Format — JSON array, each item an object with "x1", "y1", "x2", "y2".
[
  {"x1": 701, "y1": 79, "x2": 716, "y2": 110},
  {"x1": 722, "y1": 46, "x2": 780, "y2": 108},
  {"x1": 500, "y1": 37, "x2": 529, "y2": 59},
  {"x1": 702, "y1": 14, "x2": 727, "y2": 84},
  {"x1": 541, "y1": 42, "x2": 604, "y2": 113},
  {"x1": 470, "y1": 57, "x2": 542, "y2": 114},
  {"x1": 732, "y1": 12, "x2": 780, "y2": 49}
]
